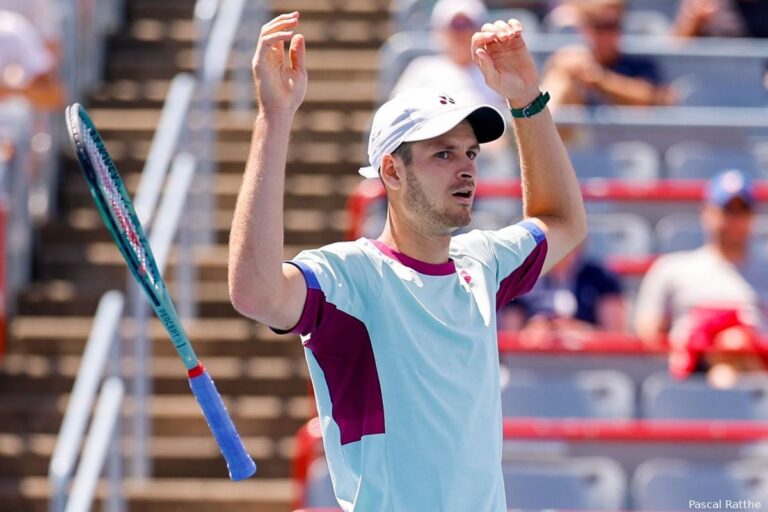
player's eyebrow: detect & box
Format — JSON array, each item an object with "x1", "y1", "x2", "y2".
[{"x1": 426, "y1": 141, "x2": 481, "y2": 151}]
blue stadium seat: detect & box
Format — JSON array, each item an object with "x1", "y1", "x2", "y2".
[
  {"x1": 665, "y1": 141, "x2": 765, "y2": 180},
  {"x1": 654, "y1": 213, "x2": 768, "y2": 257},
  {"x1": 586, "y1": 213, "x2": 653, "y2": 260},
  {"x1": 501, "y1": 369, "x2": 635, "y2": 419},
  {"x1": 569, "y1": 141, "x2": 660, "y2": 182},
  {"x1": 641, "y1": 373, "x2": 768, "y2": 420},
  {"x1": 504, "y1": 457, "x2": 627, "y2": 510},
  {"x1": 632, "y1": 458, "x2": 768, "y2": 511}
]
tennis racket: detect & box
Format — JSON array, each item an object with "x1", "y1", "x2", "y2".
[{"x1": 65, "y1": 103, "x2": 257, "y2": 481}]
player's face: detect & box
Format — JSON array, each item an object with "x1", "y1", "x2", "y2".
[{"x1": 401, "y1": 120, "x2": 480, "y2": 234}]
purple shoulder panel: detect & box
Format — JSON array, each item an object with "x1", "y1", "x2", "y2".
[{"x1": 495, "y1": 225, "x2": 548, "y2": 311}]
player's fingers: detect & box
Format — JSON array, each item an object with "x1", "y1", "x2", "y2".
[
  {"x1": 473, "y1": 30, "x2": 500, "y2": 46},
  {"x1": 507, "y1": 18, "x2": 524, "y2": 33},
  {"x1": 493, "y1": 20, "x2": 514, "y2": 40},
  {"x1": 260, "y1": 31, "x2": 295, "y2": 48},
  {"x1": 260, "y1": 11, "x2": 299, "y2": 35},
  {"x1": 480, "y1": 22, "x2": 498, "y2": 33},
  {"x1": 289, "y1": 33, "x2": 306, "y2": 72},
  {"x1": 475, "y1": 47, "x2": 496, "y2": 83}
]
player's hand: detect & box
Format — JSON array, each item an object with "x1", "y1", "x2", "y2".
[
  {"x1": 252, "y1": 11, "x2": 307, "y2": 115},
  {"x1": 471, "y1": 19, "x2": 541, "y2": 108}
]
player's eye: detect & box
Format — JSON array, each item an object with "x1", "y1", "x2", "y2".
[
  {"x1": 434, "y1": 151, "x2": 450, "y2": 160},
  {"x1": 467, "y1": 150, "x2": 478, "y2": 160}
]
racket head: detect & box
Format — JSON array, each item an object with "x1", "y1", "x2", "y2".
[{"x1": 65, "y1": 103, "x2": 163, "y2": 303}]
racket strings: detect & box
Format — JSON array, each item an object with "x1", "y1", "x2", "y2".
[{"x1": 82, "y1": 121, "x2": 158, "y2": 288}]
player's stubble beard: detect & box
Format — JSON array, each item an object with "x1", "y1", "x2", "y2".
[{"x1": 403, "y1": 165, "x2": 471, "y2": 233}]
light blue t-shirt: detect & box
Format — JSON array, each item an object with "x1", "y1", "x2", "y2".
[{"x1": 277, "y1": 221, "x2": 547, "y2": 511}]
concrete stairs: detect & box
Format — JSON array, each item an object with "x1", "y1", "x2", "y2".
[{"x1": 0, "y1": 0, "x2": 388, "y2": 509}]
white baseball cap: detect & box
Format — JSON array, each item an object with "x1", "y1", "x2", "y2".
[
  {"x1": 358, "y1": 88, "x2": 506, "y2": 179},
  {"x1": 431, "y1": 0, "x2": 488, "y2": 30}
]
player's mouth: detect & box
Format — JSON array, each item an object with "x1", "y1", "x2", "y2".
[{"x1": 451, "y1": 187, "x2": 474, "y2": 204}]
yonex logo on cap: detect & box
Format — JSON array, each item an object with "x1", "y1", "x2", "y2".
[{"x1": 439, "y1": 95, "x2": 456, "y2": 105}]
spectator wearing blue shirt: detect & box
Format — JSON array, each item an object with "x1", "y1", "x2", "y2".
[
  {"x1": 541, "y1": 0, "x2": 674, "y2": 110},
  {"x1": 499, "y1": 244, "x2": 627, "y2": 337}
]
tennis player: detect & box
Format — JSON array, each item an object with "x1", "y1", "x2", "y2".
[{"x1": 229, "y1": 11, "x2": 586, "y2": 511}]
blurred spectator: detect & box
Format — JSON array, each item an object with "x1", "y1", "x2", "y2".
[
  {"x1": 635, "y1": 169, "x2": 768, "y2": 388},
  {"x1": 0, "y1": 8, "x2": 64, "y2": 109},
  {"x1": 499, "y1": 244, "x2": 627, "y2": 341},
  {"x1": 673, "y1": 0, "x2": 768, "y2": 38},
  {"x1": 391, "y1": 0, "x2": 517, "y2": 179},
  {"x1": 0, "y1": 0, "x2": 61, "y2": 44},
  {"x1": 542, "y1": 0, "x2": 674, "y2": 109}
]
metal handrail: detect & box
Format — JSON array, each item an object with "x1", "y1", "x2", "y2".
[
  {"x1": 49, "y1": 291, "x2": 125, "y2": 512},
  {"x1": 192, "y1": 0, "x2": 265, "y2": 245},
  {"x1": 64, "y1": 377, "x2": 125, "y2": 512},
  {"x1": 134, "y1": 73, "x2": 197, "y2": 227}
]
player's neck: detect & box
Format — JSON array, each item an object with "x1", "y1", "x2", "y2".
[{"x1": 377, "y1": 215, "x2": 452, "y2": 264}]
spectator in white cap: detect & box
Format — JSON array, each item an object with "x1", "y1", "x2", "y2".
[
  {"x1": 391, "y1": 0, "x2": 517, "y2": 179},
  {"x1": 232, "y1": 10, "x2": 586, "y2": 510},
  {"x1": 0, "y1": 8, "x2": 63, "y2": 109}
]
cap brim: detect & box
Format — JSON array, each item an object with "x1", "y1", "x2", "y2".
[
  {"x1": 358, "y1": 165, "x2": 379, "y2": 179},
  {"x1": 403, "y1": 105, "x2": 505, "y2": 145}
]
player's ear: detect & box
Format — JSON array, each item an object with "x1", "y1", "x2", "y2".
[{"x1": 380, "y1": 154, "x2": 402, "y2": 191}]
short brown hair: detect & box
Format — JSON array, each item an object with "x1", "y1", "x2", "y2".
[{"x1": 391, "y1": 141, "x2": 414, "y2": 168}]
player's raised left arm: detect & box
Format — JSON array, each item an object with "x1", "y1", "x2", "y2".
[{"x1": 472, "y1": 19, "x2": 587, "y2": 274}]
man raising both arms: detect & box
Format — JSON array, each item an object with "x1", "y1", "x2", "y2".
[{"x1": 229, "y1": 11, "x2": 586, "y2": 512}]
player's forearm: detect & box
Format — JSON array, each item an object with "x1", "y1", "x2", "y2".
[
  {"x1": 228, "y1": 111, "x2": 294, "y2": 314},
  {"x1": 513, "y1": 106, "x2": 586, "y2": 239}
]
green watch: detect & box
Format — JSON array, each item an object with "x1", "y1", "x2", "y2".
[{"x1": 510, "y1": 91, "x2": 551, "y2": 119}]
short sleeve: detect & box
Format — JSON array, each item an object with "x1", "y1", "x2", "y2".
[{"x1": 270, "y1": 243, "x2": 378, "y2": 337}]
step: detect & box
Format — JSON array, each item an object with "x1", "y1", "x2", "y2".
[
  {"x1": 86, "y1": 107, "x2": 370, "y2": 143},
  {"x1": 0, "y1": 353, "x2": 309, "y2": 396},
  {"x1": 61, "y1": 168, "x2": 361, "y2": 212},
  {"x1": 89, "y1": 77, "x2": 378, "y2": 110},
  {"x1": 0, "y1": 476, "x2": 293, "y2": 512},
  {"x1": 107, "y1": 41, "x2": 380, "y2": 81},
  {"x1": 0, "y1": 432, "x2": 296, "y2": 479},
  {"x1": 36, "y1": 242, "x2": 316, "y2": 284},
  {"x1": 108, "y1": 18, "x2": 390, "y2": 64},
  {"x1": 59, "y1": 134, "x2": 368, "y2": 175},
  {"x1": 0, "y1": 392, "x2": 312, "y2": 436},
  {"x1": 9, "y1": 316, "x2": 306, "y2": 358},
  {"x1": 39, "y1": 203, "x2": 347, "y2": 244}
]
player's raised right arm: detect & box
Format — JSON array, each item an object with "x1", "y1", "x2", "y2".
[{"x1": 229, "y1": 12, "x2": 309, "y2": 330}]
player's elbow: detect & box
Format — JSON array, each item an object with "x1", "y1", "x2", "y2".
[{"x1": 228, "y1": 277, "x2": 274, "y2": 321}]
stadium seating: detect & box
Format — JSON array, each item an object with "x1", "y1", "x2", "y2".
[
  {"x1": 568, "y1": 141, "x2": 660, "y2": 182},
  {"x1": 500, "y1": 368, "x2": 635, "y2": 419},
  {"x1": 632, "y1": 458, "x2": 768, "y2": 511},
  {"x1": 665, "y1": 141, "x2": 766, "y2": 180},
  {"x1": 585, "y1": 213, "x2": 653, "y2": 260},
  {"x1": 641, "y1": 372, "x2": 768, "y2": 420},
  {"x1": 654, "y1": 213, "x2": 768, "y2": 257},
  {"x1": 503, "y1": 457, "x2": 627, "y2": 510}
]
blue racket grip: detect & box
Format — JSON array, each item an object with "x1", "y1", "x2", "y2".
[{"x1": 188, "y1": 364, "x2": 257, "y2": 480}]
